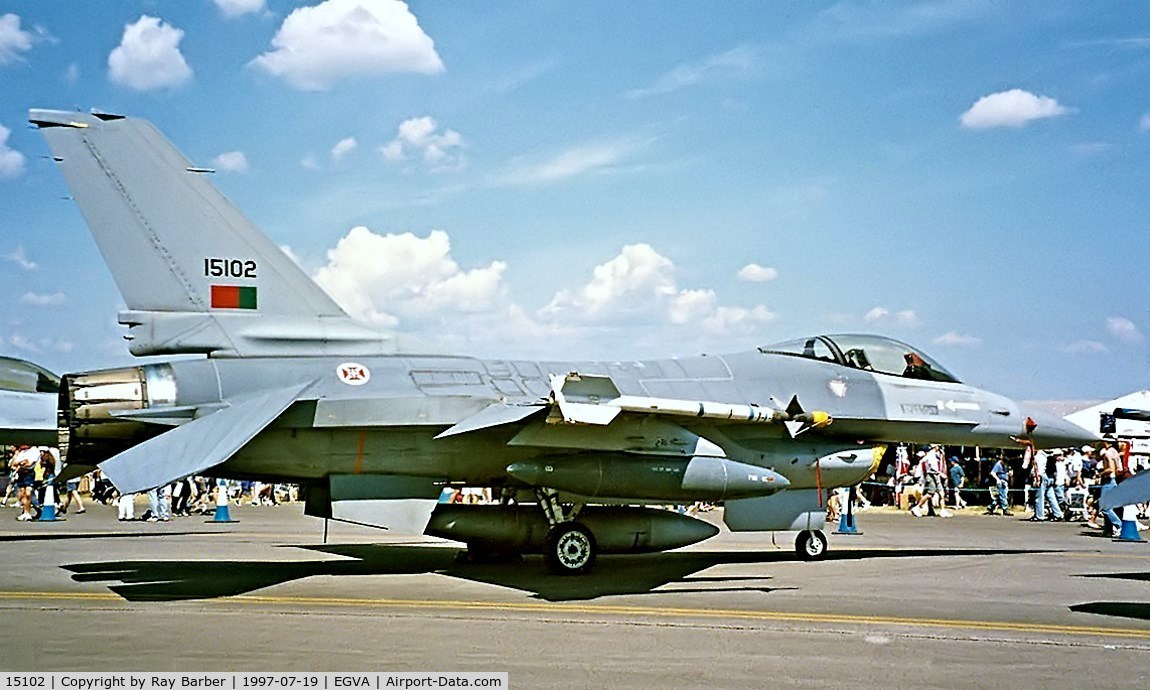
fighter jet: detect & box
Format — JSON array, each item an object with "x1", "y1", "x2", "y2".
[
  {"x1": 0, "y1": 355, "x2": 59, "y2": 446},
  {"x1": 30, "y1": 109, "x2": 1096, "y2": 573}
]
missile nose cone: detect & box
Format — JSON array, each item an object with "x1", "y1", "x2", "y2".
[
  {"x1": 676, "y1": 514, "x2": 721, "y2": 544},
  {"x1": 506, "y1": 461, "x2": 545, "y2": 486}
]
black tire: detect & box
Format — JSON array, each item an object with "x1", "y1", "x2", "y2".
[
  {"x1": 546, "y1": 522, "x2": 597, "y2": 575},
  {"x1": 795, "y1": 529, "x2": 828, "y2": 561}
]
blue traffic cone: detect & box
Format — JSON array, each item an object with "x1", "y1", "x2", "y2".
[
  {"x1": 834, "y1": 511, "x2": 859, "y2": 534},
  {"x1": 1114, "y1": 505, "x2": 1145, "y2": 543},
  {"x1": 833, "y1": 485, "x2": 863, "y2": 535},
  {"x1": 38, "y1": 484, "x2": 62, "y2": 522},
  {"x1": 206, "y1": 479, "x2": 238, "y2": 524}
]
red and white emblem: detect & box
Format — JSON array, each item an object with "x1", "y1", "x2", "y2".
[{"x1": 336, "y1": 362, "x2": 371, "y2": 386}]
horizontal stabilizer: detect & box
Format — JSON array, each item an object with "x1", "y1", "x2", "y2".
[
  {"x1": 1101, "y1": 471, "x2": 1150, "y2": 511},
  {"x1": 110, "y1": 404, "x2": 203, "y2": 426},
  {"x1": 434, "y1": 402, "x2": 546, "y2": 439},
  {"x1": 99, "y1": 380, "x2": 313, "y2": 494}
]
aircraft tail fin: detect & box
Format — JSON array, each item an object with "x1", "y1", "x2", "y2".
[{"x1": 29, "y1": 109, "x2": 391, "y2": 357}]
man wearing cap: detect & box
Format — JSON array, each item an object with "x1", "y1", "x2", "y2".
[
  {"x1": 986, "y1": 454, "x2": 1013, "y2": 516},
  {"x1": 911, "y1": 445, "x2": 952, "y2": 518},
  {"x1": 1031, "y1": 447, "x2": 1064, "y2": 522}
]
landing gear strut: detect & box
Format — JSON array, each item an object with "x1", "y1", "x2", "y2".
[
  {"x1": 537, "y1": 488, "x2": 597, "y2": 575},
  {"x1": 795, "y1": 529, "x2": 827, "y2": 561}
]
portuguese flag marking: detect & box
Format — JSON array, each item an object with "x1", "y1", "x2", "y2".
[{"x1": 211, "y1": 285, "x2": 258, "y2": 309}]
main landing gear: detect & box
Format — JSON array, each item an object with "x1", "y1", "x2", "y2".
[
  {"x1": 795, "y1": 529, "x2": 828, "y2": 561},
  {"x1": 538, "y1": 488, "x2": 597, "y2": 575}
]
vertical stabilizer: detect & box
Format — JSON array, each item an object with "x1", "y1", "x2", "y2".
[{"x1": 31, "y1": 109, "x2": 401, "y2": 357}]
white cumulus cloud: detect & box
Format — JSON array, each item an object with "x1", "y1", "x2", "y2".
[
  {"x1": 313, "y1": 227, "x2": 506, "y2": 328},
  {"x1": 380, "y1": 117, "x2": 464, "y2": 170},
  {"x1": 1107, "y1": 316, "x2": 1143, "y2": 344},
  {"x1": 250, "y1": 0, "x2": 443, "y2": 91},
  {"x1": 213, "y1": 0, "x2": 266, "y2": 18},
  {"x1": 331, "y1": 136, "x2": 358, "y2": 162},
  {"x1": 736, "y1": 263, "x2": 778, "y2": 282},
  {"x1": 932, "y1": 331, "x2": 980, "y2": 347},
  {"x1": 108, "y1": 16, "x2": 193, "y2": 91},
  {"x1": 541, "y1": 244, "x2": 775, "y2": 335},
  {"x1": 542, "y1": 244, "x2": 676, "y2": 322},
  {"x1": 863, "y1": 307, "x2": 920, "y2": 328},
  {"x1": 212, "y1": 151, "x2": 249, "y2": 173},
  {"x1": 0, "y1": 13, "x2": 34, "y2": 64},
  {"x1": 20, "y1": 292, "x2": 65, "y2": 307},
  {"x1": 960, "y1": 89, "x2": 1068, "y2": 129},
  {"x1": 0, "y1": 124, "x2": 25, "y2": 179}
]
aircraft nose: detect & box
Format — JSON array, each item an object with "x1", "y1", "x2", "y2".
[{"x1": 1021, "y1": 408, "x2": 1101, "y2": 448}]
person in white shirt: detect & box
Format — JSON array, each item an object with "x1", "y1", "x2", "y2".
[
  {"x1": 1065, "y1": 449, "x2": 1084, "y2": 488},
  {"x1": 1030, "y1": 448, "x2": 1063, "y2": 521},
  {"x1": 910, "y1": 445, "x2": 952, "y2": 518}
]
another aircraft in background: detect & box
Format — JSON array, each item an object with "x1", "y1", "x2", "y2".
[
  {"x1": 31, "y1": 109, "x2": 1096, "y2": 573},
  {"x1": 0, "y1": 356, "x2": 59, "y2": 446}
]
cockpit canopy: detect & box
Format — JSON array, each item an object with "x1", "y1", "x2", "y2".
[{"x1": 759, "y1": 334, "x2": 961, "y2": 383}]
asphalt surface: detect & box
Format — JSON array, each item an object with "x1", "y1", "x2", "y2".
[{"x1": 0, "y1": 500, "x2": 1148, "y2": 688}]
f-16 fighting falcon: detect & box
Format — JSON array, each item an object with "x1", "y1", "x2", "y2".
[{"x1": 30, "y1": 109, "x2": 1096, "y2": 574}]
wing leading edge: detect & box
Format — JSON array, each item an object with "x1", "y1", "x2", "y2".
[{"x1": 99, "y1": 381, "x2": 314, "y2": 494}]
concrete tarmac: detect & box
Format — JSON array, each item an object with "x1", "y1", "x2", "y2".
[{"x1": 0, "y1": 501, "x2": 1148, "y2": 688}]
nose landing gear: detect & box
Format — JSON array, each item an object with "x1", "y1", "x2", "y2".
[{"x1": 795, "y1": 529, "x2": 828, "y2": 560}]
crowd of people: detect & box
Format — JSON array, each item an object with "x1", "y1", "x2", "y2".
[
  {"x1": 6, "y1": 439, "x2": 1148, "y2": 538},
  {"x1": 858, "y1": 438, "x2": 1150, "y2": 537},
  {"x1": 2, "y1": 444, "x2": 299, "y2": 522}
]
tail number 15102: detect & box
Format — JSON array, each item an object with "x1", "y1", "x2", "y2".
[{"x1": 204, "y1": 258, "x2": 257, "y2": 278}]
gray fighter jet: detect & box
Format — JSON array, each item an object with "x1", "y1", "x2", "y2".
[
  {"x1": 30, "y1": 109, "x2": 1095, "y2": 573},
  {"x1": 0, "y1": 356, "x2": 59, "y2": 446}
]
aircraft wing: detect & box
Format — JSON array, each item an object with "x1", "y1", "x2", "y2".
[
  {"x1": 1101, "y1": 471, "x2": 1150, "y2": 511},
  {"x1": 99, "y1": 380, "x2": 313, "y2": 494},
  {"x1": 434, "y1": 402, "x2": 547, "y2": 439},
  {"x1": 0, "y1": 389, "x2": 58, "y2": 445}
]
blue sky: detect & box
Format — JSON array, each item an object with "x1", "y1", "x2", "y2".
[{"x1": 0, "y1": 1, "x2": 1146, "y2": 401}]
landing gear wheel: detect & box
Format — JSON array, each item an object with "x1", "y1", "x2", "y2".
[
  {"x1": 795, "y1": 529, "x2": 828, "y2": 561},
  {"x1": 546, "y1": 522, "x2": 597, "y2": 575}
]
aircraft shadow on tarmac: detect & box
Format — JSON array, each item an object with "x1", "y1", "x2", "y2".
[
  {"x1": 62, "y1": 545, "x2": 1047, "y2": 603},
  {"x1": 1069, "y1": 572, "x2": 1150, "y2": 622}
]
